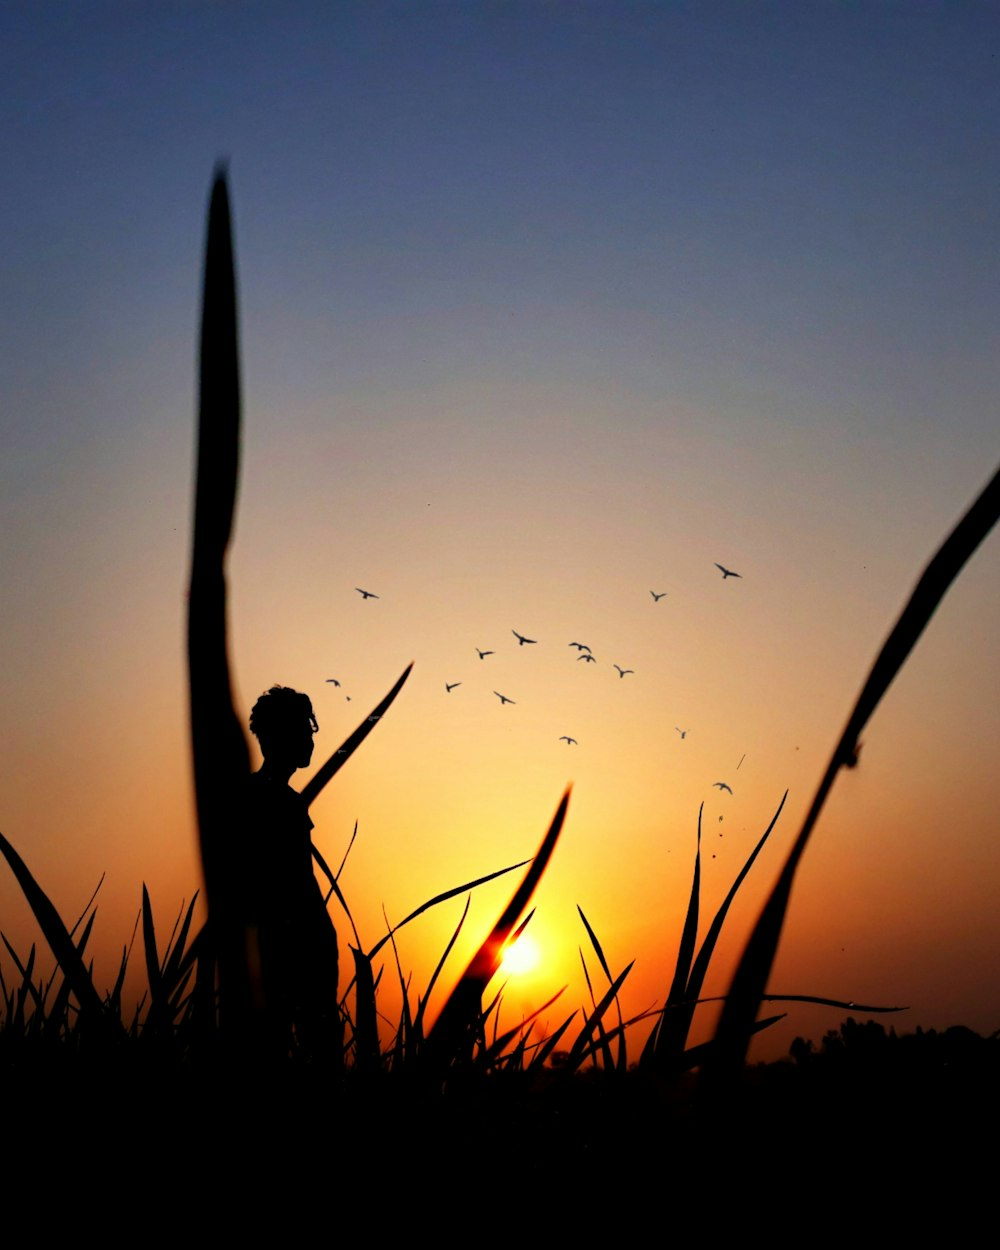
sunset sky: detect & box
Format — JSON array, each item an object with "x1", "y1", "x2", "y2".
[{"x1": 2, "y1": 3, "x2": 998, "y2": 1062}]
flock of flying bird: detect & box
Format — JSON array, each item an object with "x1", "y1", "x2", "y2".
[{"x1": 331, "y1": 562, "x2": 745, "y2": 796}]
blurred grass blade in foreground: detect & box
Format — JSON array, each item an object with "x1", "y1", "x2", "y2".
[
  {"x1": 706, "y1": 460, "x2": 1000, "y2": 1092},
  {"x1": 188, "y1": 167, "x2": 253, "y2": 1039}
]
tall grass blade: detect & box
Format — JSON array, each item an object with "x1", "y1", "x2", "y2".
[
  {"x1": 334, "y1": 820, "x2": 359, "y2": 881},
  {"x1": 48, "y1": 908, "x2": 99, "y2": 1029},
  {"x1": 578, "y1": 949, "x2": 614, "y2": 1070},
  {"x1": 425, "y1": 788, "x2": 570, "y2": 1069},
  {"x1": 564, "y1": 959, "x2": 635, "y2": 1070},
  {"x1": 159, "y1": 893, "x2": 200, "y2": 992},
  {"x1": 67, "y1": 875, "x2": 104, "y2": 940},
  {"x1": 413, "y1": 895, "x2": 472, "y2": 1041},
  {"x1": 350, "y1": 945, "x2": 379, "y2": 1073},
  {"x1": 706, "y1": 461, "x2": 1000, "y2": 1088},
  {"x1": 640, "y1": 804, "x2": 703, "y2": 1065},
  {"x1": 188, "y1": 166, "x2": 253, "y2": 1037},
  {"x1": 141, "y1": 885, "x2": 162, "y2": 1006},
  {"x1": 385, "y1": 917, "x2": 416, "y2": 1064},
  {"x1": 0, "y1": 832, "x2": 118, "y2": 1037},
  {"x1": 669, "y1": 802, "x2": 703, "y2": 1005},
  {"x1": 312, "y1": 843, "x2": 362, "y2": 949},
  {"x1": 300, "y1": 662, "x2": 415, "y2": 808},
  {"x1": 107, "y1": 947, "x2": 129, "y2": 1019},
  {"x1": 578, "y1": 905, "x2": 627, "y2": 1070},
  {"x1": 647, "y1": 791, "x2": 788, "y2": 1070}
]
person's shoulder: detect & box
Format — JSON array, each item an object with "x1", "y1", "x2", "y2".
[{"x1": 256, "y1": 773, "x2": 313, "y2": 829}]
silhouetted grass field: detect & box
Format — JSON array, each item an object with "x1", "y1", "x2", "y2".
[{"x1": 2, "y1": 172, "x2": 997, "y2": 1212}]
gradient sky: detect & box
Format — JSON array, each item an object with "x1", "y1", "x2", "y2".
[{"x1": 2, "y1": 2, "x2": 998, "y2": 1061}]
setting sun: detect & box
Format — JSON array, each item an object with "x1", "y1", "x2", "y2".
[{"x1": 500, "y1": 933, "x2": 542, "y2": 977}]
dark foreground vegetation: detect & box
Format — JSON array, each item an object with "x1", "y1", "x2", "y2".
[{"x1": 2, "y1": 172, "x2": 998, "y2": 1219}]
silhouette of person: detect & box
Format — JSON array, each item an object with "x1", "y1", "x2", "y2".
[{"x1": 245, "y1": 685, "x2": 341, "y2": 1061}]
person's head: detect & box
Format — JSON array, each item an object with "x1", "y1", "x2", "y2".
[{"x1": 249, "y1": 686, "x2": 318, "y2": 773}]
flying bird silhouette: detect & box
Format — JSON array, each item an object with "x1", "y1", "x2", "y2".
[
  {"x1": 713, "y1": 782, "x2": 733, "y2": 794},
  {"x1": 559, "y1": 736, "x2": 578, "y2": 745},
  {"x1": 512, "y1": 630, "x2": 537, "y2": 646},
  {"x1": 578, "y1": 653, "x2": 597, "y2": 663},
  {"x1": 675, "y1": 727, "x2": 687, "y2": 740},
  {"x1": 613, "y1": 665, "x2": 634, "y2": 678},
  {"x1": 325, "y1": 678, "x2": 341, "y2": 687},
  {"x1": 568, "y1": 642, "x2": 591, "y2": 652},
  {"x1": 355, "y1": 587, "x2": 379, "y2": 599},
  {"x1": 714, "y1": 564, "x2": 742, "y2": 580},
  {"x1": 650, "y1": 591, "x2": 667, "y2": 602},
  {"x1": 445, "y1": 682, "x2": 462, "y2": 693},
  {"x1": 494, "y1": 691, "x2": 515, "y2": 705},
  {"x1": 476, "y1": 648, "x2": 495, "y2": 659}
]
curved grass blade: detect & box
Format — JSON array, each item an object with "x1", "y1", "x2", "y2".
[
  {"x1": 300, "y1": 662, "x2": 414, "y2": 809},
  {"x1": 578, "y1": 905, "x2": 627, "y2": 1070},
  {"x1": 564, "y1": 959, "x2": 635, "y2": 1070},
  {"x1": 312, "y1": 843, "x2": 361, "y2": 950},
  {"x1": 367, "y1": 858, "x2": 529, "y2": 961},
  {"x1": 413, "y1": 895, "x2": 472, "y2": 1041},
  {"x1": 707, "y1": 461, "x2": 1000, "y2": 1090},
  {"x1": 669, "y1": 802, "x2": 703, "y2": 1004},
  {"x1": 425, "y1": 788, "x2": 571, "y2": 1068},
  {"x1": 0, "y1": 831, "x2": 118, "y2": 1037},
  {"x1": 16, "y1": 945, "x2": 39, "y2": 1034},
  {"x1": 761, "y1": 993, "x2": 906, "y2": 1012},
  {"x1": 334, "y1": 820, "x2": 359, "y2": 881},
  {"x1": 578, "y1": 950, "x2": 613, "y2": 1071},
  {"x1": 647, "y1": 792, "x2": 788, "y2": 1070},
  {"x1": 68, "y1": 874, "x2": 105, "y2": 940},
  {"x1": 49, "y1": 908, "x2": 99, "y2": 1029}
]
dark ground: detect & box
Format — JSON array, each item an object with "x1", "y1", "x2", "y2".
[{"x1": 4, "y1": 1019, "x2": 996, "y2": 1228}]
